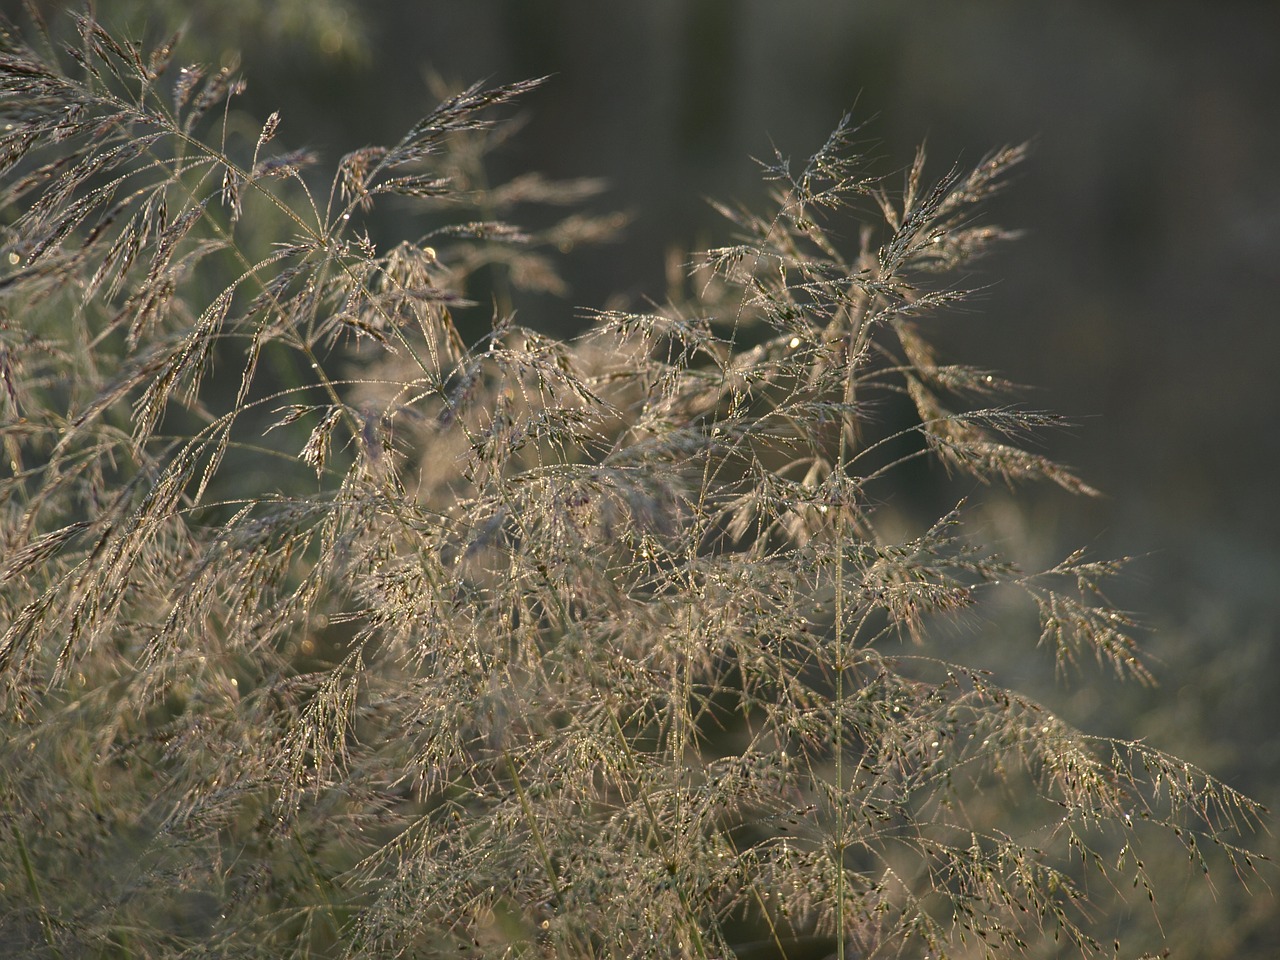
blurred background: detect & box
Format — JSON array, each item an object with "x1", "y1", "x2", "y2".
[{"x1": 11, "y1": 0, "x2": 1280, "y2": 953}]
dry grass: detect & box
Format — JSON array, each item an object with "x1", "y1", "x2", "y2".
[{"x1": 0, "y1": 14, "x2": 1266, "y2": 960}]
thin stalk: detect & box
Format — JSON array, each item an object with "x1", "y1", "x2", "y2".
[
  {"x1": 604, "y1": 707, "x2": 712, "y2": 960},
  {"x1": 503, "y1": 749, "x2": 566, "y2": 908},
  {"x1": 14, "y1": 823, "x2": 66, "y2": 960},
  {"x1": 832, "y1": 318, "x2": 861, "y2": 960}
]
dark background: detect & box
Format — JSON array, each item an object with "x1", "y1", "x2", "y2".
[{"x1": 13, "y1": 0, "x2": 1280, "y2": 950}]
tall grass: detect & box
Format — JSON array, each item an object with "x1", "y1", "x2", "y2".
[{"x1": 0, "y1": 15, "x2": 1265, "y2": 959}]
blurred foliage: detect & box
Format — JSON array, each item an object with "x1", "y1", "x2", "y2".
[{"x1": 17, "y1": 0, "x2": 369, "y2": 63}]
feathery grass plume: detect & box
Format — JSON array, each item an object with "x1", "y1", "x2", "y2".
[{"x1": 0, "y1": 13, "x2": 1266, "y2": 960}]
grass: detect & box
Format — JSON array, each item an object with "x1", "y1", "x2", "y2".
[{"x1": 0, "y1": 13, "x2": 1267, "y2": 960}]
